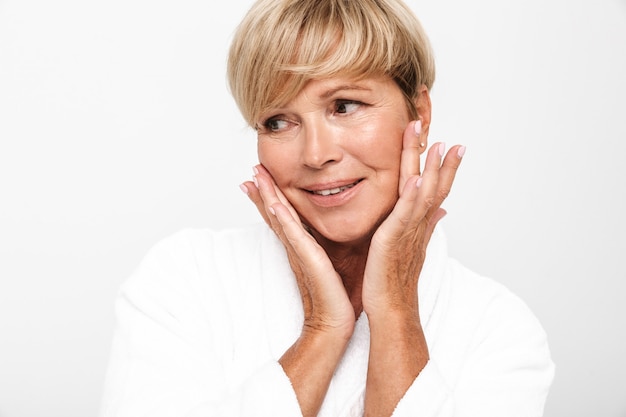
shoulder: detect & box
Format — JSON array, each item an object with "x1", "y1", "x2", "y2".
[
  {"x1": 446, "y1": 259, "x2": 544, "y2": 332},
  {"x1": 427, "y1": 229, "x2": 546, "y2": 339},
  {"x1": 134, "y1": 223, "x2": 273, "y2": 275},
  {"x1": 146, "y1": 223, "x2": 271, "y2": 260},
  {"x1": 441, "y1": 259, "x2": 552, "y2": 368},
  {"x1": 120, "y1": 223, "x2": 277, "y2": 302}
]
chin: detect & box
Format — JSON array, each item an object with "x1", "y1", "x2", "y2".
[
  {"x1": 305, "y1": 217, "x2": 380, "y2": 247},
  {"x1": 297, "y1": 200, "x2": 394, "y2": 247}
]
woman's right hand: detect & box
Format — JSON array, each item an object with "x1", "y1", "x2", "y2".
[
  {"x1": 241, "y1": 165, "x2": 355, "y2": 417},
  {"x1": 242, "y1": 165, "x2": 356, "y2": 336}
]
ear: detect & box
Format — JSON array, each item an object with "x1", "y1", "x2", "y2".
[{"x1": 414, "y1": 85, "x2": 432, "y2": 154}]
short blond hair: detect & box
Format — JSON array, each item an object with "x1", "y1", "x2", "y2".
[{"x1": 227, "y1": 0, "x2": 435, "y2": 127}]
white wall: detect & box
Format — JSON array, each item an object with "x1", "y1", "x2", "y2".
[{"x1": 0, "y1": 0, "x2": 624, "y2": 416}]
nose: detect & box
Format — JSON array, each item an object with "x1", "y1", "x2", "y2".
[{"x1": 300, "y1": 118, "x2": 343, "y2": 169}]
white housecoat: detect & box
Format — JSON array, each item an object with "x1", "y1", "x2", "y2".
[{"x1": 100, "y1": 224, "x2": 554, "y2": 416}]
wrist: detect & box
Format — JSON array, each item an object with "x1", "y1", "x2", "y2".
[
  {"x1": 301, "y1": 318, "x2": 355, "y2": 346},
  {"x1": 367, "y1": 308, "x2": 427, "y2": 358},
  {"x1": 365, "y1": 300, "x2": 419, "y2": 327}
]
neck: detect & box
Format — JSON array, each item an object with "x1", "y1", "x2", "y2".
[{"x1": 312, "y1": 231, "x2": 372, "y2": 318}]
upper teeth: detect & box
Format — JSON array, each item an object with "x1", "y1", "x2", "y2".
[{"x1": 313, "y1": 183, "x2": 356, "y2": 196}]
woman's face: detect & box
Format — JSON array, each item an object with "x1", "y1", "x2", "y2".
[{"x1": 257, "y1": 76, "x2": 425, "y2": 244}]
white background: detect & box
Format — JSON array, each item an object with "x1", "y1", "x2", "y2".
[{"x1": 1, "y1": 0, "x2": 625, "y2": 416}]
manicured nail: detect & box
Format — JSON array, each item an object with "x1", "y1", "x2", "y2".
[
  {"x1": 415, "y1": 177, "x2": 423, "y2": 188},
  {"x1": 252, "y1": 166, "x2": 259, "y2": 175},
  {"x1": 438, "y1": 143, "x2": 446, "y2": 157},
  {"x1": 457, "y1": 145, "x2": 466, "y2": 158},
  {"x1": 268, "y1": 206, "x2": 276, "y2": 215},
  {"x1": 252, "y1": 175, "x2": 259, "y2": 188},
  {"x1": 414, "y1": 120, "x2": 422, "y2": 136},
  {"x1": 239, "y1": 183, "x2": 249, "y2": 195}
]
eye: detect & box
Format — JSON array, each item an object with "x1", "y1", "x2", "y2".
[
  {"x1": 335, "y1": 100, "x2": 362, "y2": 114},
  {"x1": 263, "y1": 117, "x2": 289, "y2": 132}
]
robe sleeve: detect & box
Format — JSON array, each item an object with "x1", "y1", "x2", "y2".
[
  {"x1": 99, "y1": 230, "x2": 302, "y2": 417},
  {"x1": 391, "y1": 273, "x2": 554, "y2": 417}
]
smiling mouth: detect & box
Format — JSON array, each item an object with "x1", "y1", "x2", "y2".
[{"x1": 308, "y1": 179, "x2": 363, "y2": 196}]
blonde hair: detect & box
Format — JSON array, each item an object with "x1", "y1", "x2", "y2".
[{"x1": 227, "y1": 0, "x2": 435, "y2": 127}]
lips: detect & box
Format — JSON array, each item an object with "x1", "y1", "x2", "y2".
[{"x1": 306, "y1": 179, "x2": 363, "y2": 196}]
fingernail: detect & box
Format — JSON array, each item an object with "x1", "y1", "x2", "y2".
[
  {"x1": 415, "y1": 177, "x2": 423, "y2": 188},
  {"x1": 438, "y1": 143, "x2": 446, "y2": 157},
  {"x1": 268, "y1": 206, "x2": 276, "y2": 215},
  {"x1": 457, "y1": 145, "x2": 466, "y2": 158},
  {"x1": 252, "y1": 175, "x2": 259, "y2": 188},
  {"x1": 252, "y1": 166, "x2": 259, "y2": 175},
  {"x1": 239, "y1": 183, "x2": 249, "y2": 195},
  {"x1": 414, "y1": 120, "x2": 422, "y2": 136}
]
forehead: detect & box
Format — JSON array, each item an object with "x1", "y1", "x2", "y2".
[
  {"x1": 305, "y1": 76, "x2": 388, "y2": 94},
  {"x1": 270, "y1": 75, "x2": 398, "y2": 107}
]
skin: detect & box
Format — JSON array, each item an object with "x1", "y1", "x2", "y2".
[{"x1": 240, "y1": 75, "x2": 464, "y2": 417}]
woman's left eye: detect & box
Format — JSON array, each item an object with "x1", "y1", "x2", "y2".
[{"x1": 334, "y1": 100, "x2": 362, "y2": 114}]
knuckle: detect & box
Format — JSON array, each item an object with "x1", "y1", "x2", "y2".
[
  {"x1": 437, "y1": 187, "x2": 451, "y2": 201},
  {"x1": 422, "y1": 195, "x2": 436, "y2": 209},
  {"x1": 444, "y1": 160, "x2": 460, "y2": 171}
]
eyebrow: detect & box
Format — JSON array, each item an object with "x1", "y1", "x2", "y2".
[{"x1": 319, "y1": 84, "x2": 372, "y2": 99}]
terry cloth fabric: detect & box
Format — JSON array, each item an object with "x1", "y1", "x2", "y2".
[{"x1": 100, "y1": 223, "x2": 554, "y2": 417}]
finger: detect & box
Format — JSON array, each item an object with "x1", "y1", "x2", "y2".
[
  {"x1": 410, "y1": 142, "x2": 445, "y2": 222},
  {"x1": 247, "y1": 171, "x2": 310, "y2": 282},
  {"x1": 377, "y1": 141, "x2": 445, "y2": 238},
  {"x1": 270, "y1": 202, "x2": 330, "y2": 276},
  {"x1": 253, "y1": 165, "x2": 286, "y2": 215},
  {"x1": 254, "y1": 165, "x2": 309, "y2": 249},
  {"x1": 384, "y1": 143, "x2": 461, "y2": 239},
  {"x1": 240, "y1": 180, "x2": 271, "y2": 226},
  {"x1": 256, "y1": 164, "x2": 301, "y2": 221},
  {"x1": 427, "y1": 145, "x2": 465, "y2": 217},
  {"x1": 398, "y1": 120, "x2": 423, "y2": 195},
  {"x1": 253, "y1": 170, "x2": 288, "y2": 236},
  {"x1": 380, "y1": 174, "x2": 423, "y2": 238},
  {"x1": 423, "y1": 208, "x2": 447, "y2": 246},
  {"x1": 271, "y1": 202, "x2": 353, "y2": 328}
]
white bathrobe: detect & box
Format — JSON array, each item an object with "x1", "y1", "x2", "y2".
[{"x1": 100, "y1": 224, "x2": 554, "y2": 416}]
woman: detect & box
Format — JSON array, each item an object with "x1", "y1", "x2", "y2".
[{"x1": 101, "y1": 0, "x2": 554, "y2": 416}]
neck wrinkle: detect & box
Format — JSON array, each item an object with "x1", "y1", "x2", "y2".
[
  {"x1": 309, "y1": 228, "x2": 373, "y2": 318},
  {"x1": 329, "y1": 243, "x2": 369, "y2": 320}
]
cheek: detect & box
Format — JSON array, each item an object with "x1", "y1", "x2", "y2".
[
  {"x1": 257, "y1": 140, "x2": 294, "y2": 186},
  {"x1": 256, "y1": 140, "x2": 268, "y2": 166},
  {"x1": 351, "y1": 121, "x2": 404, "y2": 171}
]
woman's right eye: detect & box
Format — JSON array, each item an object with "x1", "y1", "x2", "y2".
[{"x1": 264, "y1": 118, "x2": 288, "y2": 132}]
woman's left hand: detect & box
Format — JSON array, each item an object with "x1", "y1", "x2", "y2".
[
  {"x1": 362, "y1": 120, "x2": 464, "y2": 416},
  {"x1": 363, "y1": 121, "x2": 464, "y2": 318}
]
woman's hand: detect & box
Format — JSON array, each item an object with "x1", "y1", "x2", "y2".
[
  {"x1": 241, "y1": 166, "x2": 355, "y2": 417},
  {"x1": 242, "y1": 165, "x2": 356, "y2": 335},
  {"x1": 363, "y1": 124, "x2": 464, "y2": 315},
  {"x1": 362, "y1": 120, "x2": 464, "y2": 416}
]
